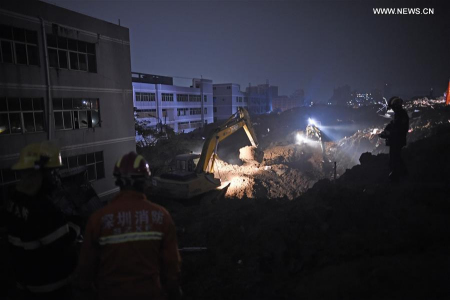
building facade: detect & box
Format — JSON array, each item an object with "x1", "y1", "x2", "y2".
[
  {"x1": 212, "y1": 83, "x2": 247, "y2": 122},
  {"x1": 245, "y1": 83, "x2": 278, "y2": 115},
  {"x1": 0, "y1": 1, "x2": 135, "y2": 199},
  {"x1": 132, "y1": 72, "x2": 213, "y2": 133},
  {"x1": 273, "y1": 89, "x2": 305, "y2": 112}
]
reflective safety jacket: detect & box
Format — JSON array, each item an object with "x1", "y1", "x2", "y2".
[
  {"x1": 5, "y1": 190, "x2": 80, "y2": 293},
  {"x1": 77, "y1": 190, "x2": 181, "y2": 300}
]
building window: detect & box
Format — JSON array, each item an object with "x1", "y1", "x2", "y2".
[
  {"x1": 204, "y1": 95, "x2": 207, "y2": 102},
  {"x1": 227, "y1": 86, "x2": 231, "y2": 90},
  {"x1": 161, "y1": 93, "x2": 174, "y2": 102},
  {"x1": 0, "y1": 168, "x2": 21, "y2": 186},
  {"x1": 53, "y1": 98, "x2": 100, "y2": 130},
  {"x1": 189, "y1": 95, "x2": 201, "y2": 102},
  {"x1": 0, "y1": 25, "x2": 39, "y2": 66},
  {"x1": 135, "y1": 92, "x2": 155, "y2": 101},
  {"x1": 244, "y1": 97, "x2": 248, "y2": 103},
  {"x1": 177, "y1": 94, "x2": 188, "y2": 102},
  {"x1": 136, "y1": 109, "x2": 156, "y2": 118},
  {"x1": 213, "y1": 107, "x2": 217, "y2": 113},
  {"x1": 177, "y1": 108, "x2": 188, "y2": 116},
  {"x1": 0, "y1": 97, "x2": 44, "y2": 135},
  {"x1": 61, "y1": 151, "x2": 105, "y2": 181},
  {"x1": 190, "y1": 120, "x2": 202, "y2": 128},
  {"x1": 237, "y1": 97, "x2": 243, "y2": 103},
  {"x1": 204, "y1": 108, "x2": 207, "y2": 114},
  {"x1": 178, "y1": 121, "x2": 189, "y2": 130},
  {"x1": 189, "y1": 108, "x2": 201, "y2": 115},
  {"x1": 47, "y1": 34, "x2": 96, "y2": 72}
]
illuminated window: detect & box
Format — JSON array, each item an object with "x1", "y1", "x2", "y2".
[{"x1": 53, "y1": 98, "x2": 100, "y2": 130}]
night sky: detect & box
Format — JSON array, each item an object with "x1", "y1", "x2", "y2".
[{"x1": 44, "y1": 0, "x2": 449, "y2": 101}]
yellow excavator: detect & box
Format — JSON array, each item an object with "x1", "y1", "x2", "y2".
[{"x1": 151, "y1": 107, "x2": 258, "y2": 199}]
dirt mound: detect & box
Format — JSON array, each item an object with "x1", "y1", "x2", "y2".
[{"x1": 239, "y1": 146, "x2": 264, "y2": 164}]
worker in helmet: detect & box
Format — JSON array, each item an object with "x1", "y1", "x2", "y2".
[
  {"x1": 77, "y1": 152, "x2": 182, "y2": 300},
  {"x1": 379, "y1": 96, "x2": 409, "y2": 182},
  {"x1": 4, "y1": 142, "x2": 80, "y2": 299}
]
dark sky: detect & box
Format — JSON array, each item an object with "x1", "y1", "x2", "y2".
[{"x1": 45, "y1": 0, "x2": 449, "y2": 101}]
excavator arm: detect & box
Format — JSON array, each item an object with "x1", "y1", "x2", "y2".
[{"x1": 195, "y1": 107, "x2": 258, "y2": 174}]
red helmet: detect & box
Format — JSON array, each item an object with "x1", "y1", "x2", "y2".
[{"x1": 113, "y1": 152, "x2": 151, "y2": 178}]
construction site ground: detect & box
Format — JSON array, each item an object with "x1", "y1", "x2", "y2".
[
  {"x1": 1, "y1": 99, "x2": 449, "y2": 299},
  {"x1": 146, "y1": 100, "x2": 450, "y2": 299}
]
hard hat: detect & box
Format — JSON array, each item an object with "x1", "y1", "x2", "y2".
[
  {"x1": 12, "y1": 142, "x2": 62, "y2": 170},
  {"x1": 388, "y1": 96, "x2": 403, "y2": 108},
  {"x1": 113, "y1": 152, "x2": 150, "y2": 178}
]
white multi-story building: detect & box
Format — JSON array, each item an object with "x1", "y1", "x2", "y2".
[
  {"x1": 212, "y1": 83, "x2": 247, "y2": 122},
  {"x1": 132, "y1": 73, "x2": 213, "y2": 133}
]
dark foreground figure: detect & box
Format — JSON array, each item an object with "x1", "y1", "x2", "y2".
[
  {"x1": 5, "y1": 143, "x2": 80, "y2": 300},
  {"x1": 379, "y1": 96, "x2": 409, "y2": 182},
  {"x1": 77, "y1": 152, "x2": 182, "y2": 300}
]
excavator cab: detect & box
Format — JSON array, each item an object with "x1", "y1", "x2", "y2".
[{"x1": 169, "y1": 153, "x2": 200, "y2": 172}]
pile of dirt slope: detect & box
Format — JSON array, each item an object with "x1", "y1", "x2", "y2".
[
  {"x1": 213, "y1": 143, "x2": 328, "y2": 200},
  {"x1": 161, "y1": 123, "x2": 450, "y2": 300}
]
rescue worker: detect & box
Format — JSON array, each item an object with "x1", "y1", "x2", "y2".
[
  {"x1": 379, "y1": 96, "x2": 409, "y2": 182},
  {"x1": 77, "y1": 152, "x2": 182, "y2": 300},
  {"x1": 5, "y1": 142, "x2": 80, "y2": 300}
]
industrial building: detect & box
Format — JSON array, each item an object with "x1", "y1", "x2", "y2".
[
  {"x1": 245, "y1": 83, "x2": 278, "y2": 115},
  {"x1": 132, "y1": 72, "x2": 213, "y2": 132},
  {"x1": 0, "y1": 1, "x2": 135, "y2": 199},
  {"x1": 212, "y1": 83, "x2": 247, "y2": 122},
  {"x1": 272, "y1": 89, "x2": 305, "y2": 112}
]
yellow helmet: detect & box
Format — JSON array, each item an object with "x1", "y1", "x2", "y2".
[{"x1": 12, "y1": 142, "x2": 63, "y2": 170}]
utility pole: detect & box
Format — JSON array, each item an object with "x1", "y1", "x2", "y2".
[{"x1": 200, "y1": 75, "x2": 204, "y2": 129}]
